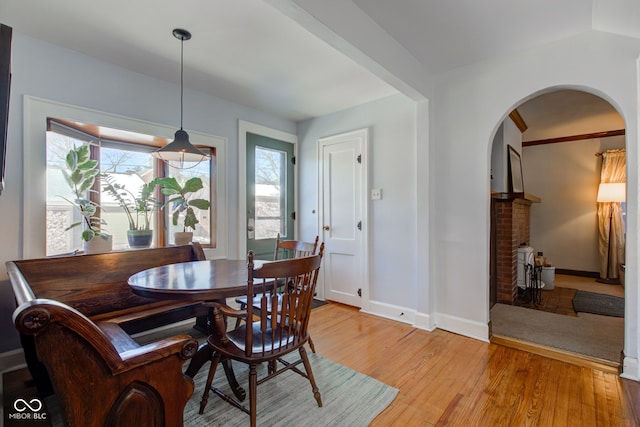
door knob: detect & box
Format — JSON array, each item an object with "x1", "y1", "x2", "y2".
[{"x1": 323, "y1": 225, "x2": 330, "y2": 231}]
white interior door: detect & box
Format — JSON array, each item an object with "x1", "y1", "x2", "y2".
[{"x1": 319, "y1": 129, "x2": 367, "y2": 307}]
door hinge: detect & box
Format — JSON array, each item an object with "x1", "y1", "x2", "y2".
[
  {"x1": 291, "y1": 156, "x2": 296, "y2": 165},
  {"x1": 357, "y1": 288, "x2": 362, "y2": 297},
  {"x1": 357, "y1": 221, "x2": 362, "y2": 230},
  {"x1": 357, "y1": 154, "x2": 362, "y2": 164},
  {"x1": 290, "y1": 211, "x2": 296, "y2": 220}
]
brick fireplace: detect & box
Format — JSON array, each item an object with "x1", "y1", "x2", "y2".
[{"x1": 490, "y1": 193, "x2": 541, "y2": 304}]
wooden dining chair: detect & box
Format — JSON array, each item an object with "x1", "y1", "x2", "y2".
[
  {"x1": 273, "y1": 233, "x2": 319, "y2": 260},
  {"x1": 235, "y1": 234, "x2": 321, "y2": 352},
  {"x1": 199, "y1": 244, "x2": 324, "y2": 427}
]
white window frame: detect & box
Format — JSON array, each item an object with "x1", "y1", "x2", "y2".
[{"x1": 24, "y1": 95, "x2": 228, "y2": 259}]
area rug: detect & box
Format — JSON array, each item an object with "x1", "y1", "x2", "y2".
[
  {"x1": 186, "y1": 352, "x2": 397, "y2": 426},
  {"x1": 572, "y1": 290, "x2": 624, "y2": 317},
  {"x1": 312, "y1": 298, "x2": 328, "y2": 309},
  {"x1": 43, "y1": 352, "x2": 397, "y2": 426}
]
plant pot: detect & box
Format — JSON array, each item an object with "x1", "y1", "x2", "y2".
[
  {"x1": 174, "y1": 231, "x2": 193, "y2": 246},
  {"x1": 83, "y1": 235, "x2": 113, "y2": 254},
  {"x1": 127, "y1": 229, "x2": 154, "y2": 249}
]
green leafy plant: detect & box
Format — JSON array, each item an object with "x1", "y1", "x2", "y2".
[
  {"x1": 102, "y1": 175, "x2": 161, "y2": 231},
  {"x1": 153, "y1": 177, "x2": 211, "y2": 231},
  {"x1": 62, "y1": 145, "x2": 108, "y2": 242}
]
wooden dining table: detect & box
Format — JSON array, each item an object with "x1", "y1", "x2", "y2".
[{"x1": 128, "y1": 258, "x2": 270, "y2": 402}]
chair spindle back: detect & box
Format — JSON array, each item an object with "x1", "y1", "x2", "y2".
[
  {"x1": 245, "y1": 243, "x2": 324, "y2": 357},
  {"x1": 273, "y1": 234, "x2": 319, "y2": 260}
]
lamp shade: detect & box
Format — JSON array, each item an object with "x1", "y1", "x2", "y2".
[
  {"x1": 152, "y1": 129, "x2": 208, "y2": 163},
  {"x1": 597, "y1": 182, "x2": 626, "y2": 203}
]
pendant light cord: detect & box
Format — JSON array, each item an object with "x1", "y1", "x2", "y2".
[{"x1": 180, "y1": 35, "x2": 184, "y2": 130}]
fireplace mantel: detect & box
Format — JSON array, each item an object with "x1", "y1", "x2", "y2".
[{"x1": 491, "y1": 192, "x2": 541, "y2": 203}]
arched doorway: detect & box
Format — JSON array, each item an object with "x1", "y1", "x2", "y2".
[{"x1": 489, "y1": 88, "x2": 626, "y2": 370}]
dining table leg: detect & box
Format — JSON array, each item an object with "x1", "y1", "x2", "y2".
[
  {"x1": 184, "y1": 311, "x2": 247, "y2": 402},
  {"x1": 184, "y1": 341, "x2": 211, "y2": 378},
  {"x1": 221, "y1": 358, "x2": 246, "y2": 401}
]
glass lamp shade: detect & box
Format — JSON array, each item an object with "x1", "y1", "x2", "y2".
[
  {"x1": 152, "y1": 129, "x2": 208, "y2": 163},
  {"x1": 597, "y1": 182, "x2": 626, "y2": 203}
]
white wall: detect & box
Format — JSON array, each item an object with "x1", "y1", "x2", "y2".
[
  {"x1": 0, "y1": 32, "x2": 296, "y2": 353},
  {"x1": 490, "y1": 124, "x2": 505, "y2": 193},
  {"x1": 491, "y1": 119, "x2": 522, "y2": 193},
  {"x1": 431, "y1": 30, "x2": 640, "y2": 379},
  {"x1": 297, "y1": 93, "x2": 418, "y2": 313},
  {"x1": 524, "y1": 136, "x2": 626, "y2": 272}
]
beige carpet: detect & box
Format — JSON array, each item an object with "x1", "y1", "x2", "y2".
[{"x1": 491, "y1": 303, "x2": 624, "y2": 362}]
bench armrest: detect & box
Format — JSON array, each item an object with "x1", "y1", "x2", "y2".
[
  {"x1": 118, "y1": 333, "x2": 198, "y2": 373},
  {"x1": 14, "y1": 299, "x2": 198, "y2": 375},
  {"x1": 6, "y1": 261, "x2": 36, "y2": 306}
]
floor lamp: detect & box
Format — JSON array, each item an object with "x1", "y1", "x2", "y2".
[{"x1": 596, "y1": 182, "x2": 626, "y2": 284}]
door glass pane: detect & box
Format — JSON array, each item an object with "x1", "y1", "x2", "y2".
[{"x1": 254, "y1": 146, "x2": 286, "y2": 239}]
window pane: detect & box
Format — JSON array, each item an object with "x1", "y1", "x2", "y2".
[
  {"x1": 46, "y1": 131, "x2": 92, "y2": 255},
  {"x1": 46, "y1": 120, "x2": 215, "y2": 253},
  {"x1": 254, "y1": 146, "x2": 286, "y2": 240},
  {"x1": 100, "y1": 146, "x2": 156, "y2": 250},
  {"x1": 165, "y1": 156, "x2": 213, "y2": 246}
]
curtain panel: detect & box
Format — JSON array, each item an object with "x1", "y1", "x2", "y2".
[{"x1": 597, "y1": 149, "x2": 626, "y2": 280}]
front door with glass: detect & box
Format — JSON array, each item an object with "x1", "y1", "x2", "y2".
[{"x1": 246, "y1": 132, "x2": 295, "y2": 260}]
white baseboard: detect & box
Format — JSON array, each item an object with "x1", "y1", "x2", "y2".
[
  {"x1": 363, "y1": 300, "x2": 435, "y2": 332},
  {"x1": 362, "y1": 300, "x2": 415, "y2": 325},
  {"x1": 413, "y1": 311, "x2": 435, "y2": 331},
  {"x1": 0, "y1": 348, "x2": 26, "y2": 374},
  {"x1": 621, "y1": 356, "x2": 639, "y2": 381},
  {"x1": 363, "y1": 301, "x2": 487, "y2": 340},
  {"x1": 433, "y1": 312, "x2": 490, "y2": 343}
]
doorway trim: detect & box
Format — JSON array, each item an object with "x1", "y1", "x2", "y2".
[
  {"x1": 238, "y1": 120, "x2": 297, "y2": 259},
  {"x1": 487, "y1": 87, "x2": 628, "y2": 372}
]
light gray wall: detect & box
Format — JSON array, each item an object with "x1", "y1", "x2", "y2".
[
  {"x1": 523, "y1": 135, "x2": 626, "y2": 272},
  {"x1": 297, "y1": 93, "x2": 418, "y2": 309},
  {"x1": 0, "y1": 32, "x2": 296, "y2": 353}
]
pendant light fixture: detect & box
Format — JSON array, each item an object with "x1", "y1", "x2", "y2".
[{"x1": 153, "y1": 28, "x2": 208, "y2": 166}]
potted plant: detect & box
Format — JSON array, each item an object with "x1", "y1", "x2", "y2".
[
  {"x1": 103, "y1": 175, "x2": 161, "y2": 248},
  {"x1": 153, "y1": 176, "x2": 211, "y2": 245},
  {"x1": 62, "y1": 144, "x2": 112, "y2": 253}
]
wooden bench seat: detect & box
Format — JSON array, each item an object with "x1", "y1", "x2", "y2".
[
  {"x1": 6, "y1": 243, "x2": 209, "y2": 395},
  {"x1": 97, "y1": 320, "x2": 145, "y2": 353},
  {"x1": 14, "y1": 298, "x2": 198, "y2": 426},
  {"x1": 92, "y1": 300, "x2": 207, "y2": 334}
]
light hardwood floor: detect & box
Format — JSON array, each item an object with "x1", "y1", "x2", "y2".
[
  {"x1": 309, "y1": 302, "x2": 640, "y2": 426},
  {"x1": 4, "y1": 301, "x2": 639, "y2": 426}
]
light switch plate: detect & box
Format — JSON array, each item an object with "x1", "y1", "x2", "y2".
[{"x1": 371, "y1": 188, "x2": 382, "y2": 200}]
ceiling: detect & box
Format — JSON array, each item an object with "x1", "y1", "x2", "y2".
[
  {"x1": 518, "y1": 90, "x2": 625, "y2": 142},
  {"x1": 1, "y1": 0, "x2": 637, "y2": 130}
]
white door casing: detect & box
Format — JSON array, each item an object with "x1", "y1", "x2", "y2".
[{"x1": 318, "y1": 128, "x2": 368, "y2": 308}]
